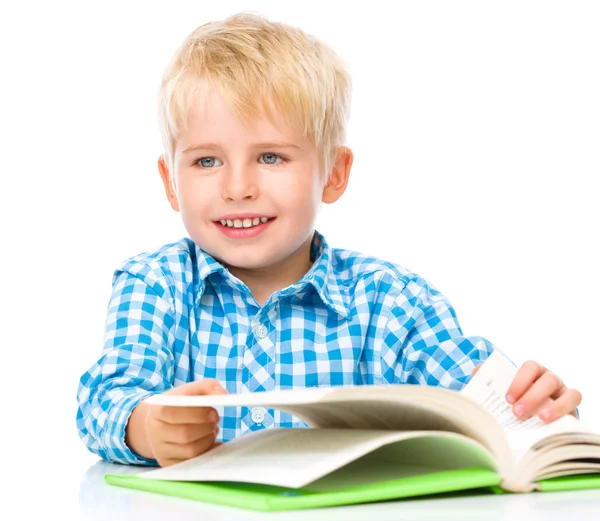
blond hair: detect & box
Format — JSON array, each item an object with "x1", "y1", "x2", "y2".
[{"x1": 158, "y1": 12, "x2": 352, "y2": 179}]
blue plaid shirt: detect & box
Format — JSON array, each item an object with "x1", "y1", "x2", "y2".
[{"x1": 76, "y1": 231, "x2": 494, "y2": 465}]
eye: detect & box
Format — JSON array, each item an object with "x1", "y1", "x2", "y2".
[
  {"x1": 195, "y1": 157, "x2": 223, "y2": 168},
  {"x1": 259, "y1": 153, "x2": 287, "y2": 166}
]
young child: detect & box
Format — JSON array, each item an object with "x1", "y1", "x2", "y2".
[{"x1": 76, "y1": 12, "x2": 582, "y2": 468}]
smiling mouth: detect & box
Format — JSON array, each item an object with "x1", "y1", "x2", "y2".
[{"x1": 216, "y1": 217, "x2": 276, "y2": 229}]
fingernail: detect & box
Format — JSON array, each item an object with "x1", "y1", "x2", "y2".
[
  {"x1": 214, "y1": 425, "x2": 220, "y2": 435},
  {"x1": 208, "y1": 410, "x2": 218, "y2": 423},
  {"x1": 506, "y1": 394, "x2": 516, "y2": 404},
  {"x1": 514, "y1": 404, "x2": 525, "y2": 417},
  {"x1": 539, "y1": 409, "x2": 551, "y2": 421},
  {"x1": 212, "y1": 385, "x2": 226, "y2": 393}
]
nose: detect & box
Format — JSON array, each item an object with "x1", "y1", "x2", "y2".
[{"x1": 221, "y1": 164, "x2": 259, "y2": 202}]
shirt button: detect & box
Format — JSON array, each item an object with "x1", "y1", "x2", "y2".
[
  {"x1": 255, "y1": 324, "x2": 268, "y2": 339},
  {"x1": 251, "y1": 407, "x2": 266, "y2": 424}
]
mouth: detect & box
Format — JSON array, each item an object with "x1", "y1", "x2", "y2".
[
  {"x1": 213, "y1": 216, "x2": 276, "y2": 239},
  {"x1": 215, "y1": 216, "x2": 276, "y2": 230}
]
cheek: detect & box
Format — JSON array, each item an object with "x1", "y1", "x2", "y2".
[
  {"x1": 176, "y1": 176, "x2": 211, "y2": 214},
  {"x1": 268, "y1": 173, "x2": 321, "y2": 213}
]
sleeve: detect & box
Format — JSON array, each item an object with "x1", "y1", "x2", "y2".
[
  {"x1": 380, "y1": 276, "x2": 494, "y2": 391},
  {"x1": 76, "y1": 269, "x2": 176, "y2": 465}
]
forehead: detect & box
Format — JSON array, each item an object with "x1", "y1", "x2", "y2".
[{"x1": 177, "y1": 88, "x2": 310, "y2": 152}]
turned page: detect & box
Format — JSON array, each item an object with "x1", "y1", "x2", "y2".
[
  {"x1": 462, "y1": 351, "x2": 587, "y2": 461},
  {"x1": 145, "y1": 382, "x2": 482, "y2": 433},
  {"x1": 136, "y1": 428, "x2": 493, "y2": 489},
  {"x1": 147, "y1": 381, "x2": 497, "y2": 435}
]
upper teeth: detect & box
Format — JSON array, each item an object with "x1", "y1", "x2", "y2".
[{"x1": 220, "y1": 217, "x2": 270, "y2": 228}]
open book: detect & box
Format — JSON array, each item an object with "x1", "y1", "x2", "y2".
[{"x1": 105, "y1": 352, "x2": 600, "y2": 511}]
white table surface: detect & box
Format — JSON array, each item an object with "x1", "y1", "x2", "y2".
[
  {"x1": 74, "y1": 459, "x2": 600, "y2": 521},
  {"x1": 5, "y1": 438, "x2": 599, "y2": 521},
  {"x1": 6, "y1": 401, "x2": 600, "y2": 521}
]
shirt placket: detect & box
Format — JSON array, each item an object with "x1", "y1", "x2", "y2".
[{"x1": 240, "y1": 307, "x2": 277, "y2": 434}]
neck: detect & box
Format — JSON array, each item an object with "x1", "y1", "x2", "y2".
[{"x1": 224, "y1": 235, "x2": 315, "y2": 307}]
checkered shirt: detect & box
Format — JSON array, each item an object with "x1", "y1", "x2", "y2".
[{"x1": 76, "y1": 231, "x2": 494, "y2": 465}]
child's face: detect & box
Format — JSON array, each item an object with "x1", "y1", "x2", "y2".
[{"x1": 159, "y1": 89, "x2": 350, "y2": 272}]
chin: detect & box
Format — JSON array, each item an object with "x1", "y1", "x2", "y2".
[
  {"x1": 204, "y1": 248, "x2": 275, "y2": 270},
  {"x1": 222, "y1": 255, "x2": 279, "y2": 270}
]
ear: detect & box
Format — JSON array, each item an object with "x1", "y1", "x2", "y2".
[
  {"x1": 158, "y1": 155, "x2": 180, "y2": 212},
  {"x1": 322, "y1": 146, "x2": 353, "y2": 204}
]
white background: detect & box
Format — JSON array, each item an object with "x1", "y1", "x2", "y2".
[{"x1": 1, "y1": 1, "x2": 598, "y2": 518}]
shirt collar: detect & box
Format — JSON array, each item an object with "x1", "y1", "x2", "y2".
[
  {"x1": 193, "y1": 244, "x2": 229, "y2": 282},
  {"x1": 193, "y1": 231, "x2": 350, "y2": 319},
  {"x1": 302, "y1": 231, "x2": 350, "y2": 319}
]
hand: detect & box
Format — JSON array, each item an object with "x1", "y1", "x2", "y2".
[
  {"x1": 146, "y1": 379, "x2": 228, "y2": 467},
  {"x1": 472, "y1": 361, "x2": 582, "y2": 423}
]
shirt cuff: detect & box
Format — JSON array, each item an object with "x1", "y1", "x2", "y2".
[{"x1": 102, "y1": 389, "x2": 159, "y2": 466}]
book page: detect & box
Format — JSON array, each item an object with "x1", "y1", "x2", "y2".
[
  {"x1": 147, "y1": 382, "x2": 502, "y2": 446},
  {"x1": 274, "y1": 398, "x2": 470, "y2": 432},
  {"x1": 145, "y1": 371, "x2": 512, "y2": 465},
  {"x1": 305, "y1": 434, "x2": 499, "y2": 492},
  {"x1": 144, "y1": 386, "x2": 335, "y2": 407},
  {"x1": 137, "y1": 428, "x2": 496, "y2": 489},
  {"x1": 462, "y1": 351, "x2": 590, "y2": 461}
]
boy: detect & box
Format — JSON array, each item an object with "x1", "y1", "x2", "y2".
[{"x1": 76, "y1": 12, "x2": 582, "y2": 468}]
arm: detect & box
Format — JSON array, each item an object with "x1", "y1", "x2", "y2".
[
  {"x1": 380, "y1": 276, "x2": 494, "y2": 390},
  {"x1": 76, "y1": 270, "x2": 175, "y2": 465}
]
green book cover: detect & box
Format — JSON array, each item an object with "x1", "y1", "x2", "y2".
[
  {"x1": 104, "y1": 467, "x2": 502, "y2": 511},
  {"x1": 104, "y1": 470, "x2": 600, "y2": 511}
]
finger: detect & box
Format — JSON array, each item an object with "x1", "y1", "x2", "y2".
[
  {"x1": 472, "y1": 365, "x2": 482, "y2": 376},
  {"x1": 550, "y1": 377, "x2": 568, "y2": 400},
  {"x1": 166, "y1": 378, "x2": 228, "y2": 396},
  {"x1": 154, "y1": 405, "x2": 219, "y2": 425},
  {"x1": 154, "y1": 419, "x2": 220, "y2": 445},
  {"x1": 157, "y1": 431, "x2": 218, "y2": 465},
  {"x1": 512, "y1": 371, "x2": 563, "y2": 419},
  {"x1": 505, "y1": 360, "x2": 546, "y2": 404},
  {"x1": 537, "y1": 389, "x2": 583, "y2": 423}
]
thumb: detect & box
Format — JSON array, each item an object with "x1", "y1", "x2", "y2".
[{"x1": 166, "y1": 379, "x2": 228, "y2": 396}]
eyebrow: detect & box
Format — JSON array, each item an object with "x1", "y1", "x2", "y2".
[{"x1": 182, "y1": 142, "x2": 300, "y2": 154}]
